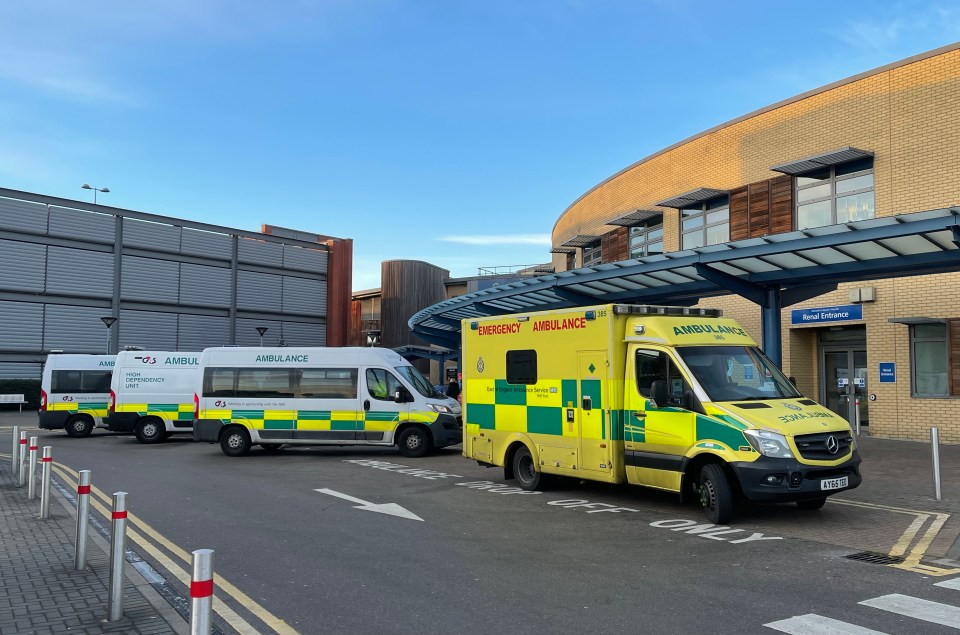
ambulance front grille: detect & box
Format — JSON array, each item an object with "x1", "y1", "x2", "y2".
[{"x1": 794, "y1": 431, "x2": 853, "y2": 460}]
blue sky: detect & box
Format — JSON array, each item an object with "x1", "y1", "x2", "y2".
[{"x1": 1, "y1": 2, "x2": 958, "y2": 291}]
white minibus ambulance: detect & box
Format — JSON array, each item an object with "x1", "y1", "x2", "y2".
[
  {"x1": 193, "y1": 347, "x2": 462, "y2": 457},
  {"x1": 38, "y1": 354, "x2": 115, "y2": 437},
  {"x1": 105, "y1": 351, "x2": 200, "y2": 443}
]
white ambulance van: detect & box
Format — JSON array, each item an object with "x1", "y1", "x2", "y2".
[
  {"x1": 104, "y1": 351, "x2": 201, "y2": 443},
  {"x1": 193, "y1": 347, "x2": 462, "y2": 457},
  {"x1": 38, "y1": 354, "x2": 115, "y2": 437}
]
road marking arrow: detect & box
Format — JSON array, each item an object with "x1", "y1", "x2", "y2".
[{"x1": 314, "y1": 488, "x2": 424, "y2": 521}]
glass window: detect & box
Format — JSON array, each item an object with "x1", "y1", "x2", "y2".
[
  {"x1": 506, "y1": 350, "x2": 537, "y2": 385},
  {"x1": 629, "y1": 222, "x2": 665, "y2": 258},
  {"x1": 298, "y1": 368, "x2": 357, "y2": 399},
  {"x1": 795, "y1": 158, "x2": 874, "y2": 229},
  {"x1": 366, "y1": 368, "x2": 404, "y2": 400},
  {"x1": 52, "y1": 370, "x2": 82, "y2": 393},
  {"x1": 236, "y1": 369, "x2": 294, "y2": 398},
  {"x1": 81, "y1": 371, "x2": 113, "y2": 393},
  {"x1": 634, "y1": 349, "x2": 694, "y2": 407},
  {"x1": 911, "y1": 324, "x2": 949, "y2": 397},
  {"x1": 676, "y1": 345, "x2": 801, "y2": 401},
  {"x1": 582, "y1": 242, "x2": 601, "y2": 267},
  {"x1": 203, "y1": 369, "x2": 236, "y2": 397},
  {"x1": 396, "y1": 365, "x2": 435, "y2": 398},
  {"x1": 681, "y1": 196, "x2": 729, "y2": 250}
]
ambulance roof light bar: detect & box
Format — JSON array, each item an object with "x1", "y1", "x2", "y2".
[{"x1": 612, "y1": 304, "x2": 722, "y2": 318}]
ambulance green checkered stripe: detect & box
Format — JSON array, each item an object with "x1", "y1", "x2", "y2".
[
  {"x1": 79, "y1": 402, "x2": 108, "y2": 411},
  {"x1": 365, "y1": 411, "x2": 401, "y2": 422},
  {"x1": 297, "y1": 410, "x2": 332, "y2": 420},
  {"x1": 232, "y1": 410, "x2": 264, "y2": 419},
  {"x1": 713, "y1": 414, "x2": 749, "y2": 430},
  {"x1": 146, "y1": 404, "x2": 179, "y2": 412},
  {"x1": 177, "y1": 412, "x2": 193, "y2": 421},
  {"x1": 695, "y1": 414, "x2": 749, "y2": 449},
  {"x1": 562, "y1": 379, "x2": 577, "y2": 406},
  {"x1": 494, "y1": 380, "x2": 528, "y2": 405},
  {"x1": 526, "y1": 406, "x2": 562, "y2": 436},
  {"x1": 471, "y1": 404, "x2": 496, "y2": 429},
  {"x1": 263, "y1": 420, "x2": 295, "y2": 430}
]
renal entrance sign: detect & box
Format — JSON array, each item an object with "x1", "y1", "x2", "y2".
[{"x1": 790, "y1": 304, "x2": 863, "y2": 325}]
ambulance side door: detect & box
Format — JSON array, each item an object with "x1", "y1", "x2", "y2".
[
  {"x1": 362, "y1": 367, "x2": 409, "y2": 443},
  {"x1": 624, "y1": 347, "x2": 696, "y2": 492}
]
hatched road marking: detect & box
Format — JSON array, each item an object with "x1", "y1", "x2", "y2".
[
  {"x1": 764, "y1": 613, "x2": 887, "y2": 634},
  {"x1": 859, "y1": 593, "x2": 960, "y2": 628}
]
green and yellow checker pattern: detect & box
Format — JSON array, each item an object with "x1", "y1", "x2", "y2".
[
  {"x1": 115, "y1": 403, "x2": 194, "y2": 422},
  {"x1": 200, "y1": 408, "x2": 440, "y2": 432},
  {"x1": 466, "y1": 378, "x2": 615, "y2": 439},
  {"x1": 47, "y1": 401, "x2": 109, "y2": 417}
]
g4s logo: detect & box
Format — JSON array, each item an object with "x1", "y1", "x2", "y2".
[
  {"x1": 62, "y1": 395, "x2": 74, "y2": 402},
  {"x1": 215, "y1": 400, "x2": 227, "y2": 408},
  {"x1": 140, "y1": 356, "x2": 157, "y2": 364}
]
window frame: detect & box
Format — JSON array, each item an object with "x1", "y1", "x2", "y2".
[
  {"x1": 629, "y1": 221, "x2": 664, "y2": 258},
  {"x1": 581, "y1": 241, "x2": 602, "y2": 267},
  {"x1": 795, "y1": 158, "x2": 875, "y2": 230},
  {"x1": 681, "y1": 196, "x2": 729, "y2": 250},
  {"x1": 909, "y1": 323, "x2": 951, "y2": 398}
]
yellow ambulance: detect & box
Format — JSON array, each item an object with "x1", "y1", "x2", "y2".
[{"x1": 461, "y1": 304, "x2": 862, "y2": 524}]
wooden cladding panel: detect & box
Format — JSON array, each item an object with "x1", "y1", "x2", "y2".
[
  {"x1": 770, "y1": 175, "x2": 794, "y2": 235},
  {"x1": 601, "y1": 227, "x2": 629, "y2": 263},
  {"x1": 729, "y1": 187, "x2": 749, "y2": 241},
  {"x1": 748, "y1": 180, "x2": 771, "y2": 236},
  {"x1": 728, "y1": 176, "x2": 795, "y2": 241},
  {"x1": 950, "y1": 319, "x2": 960, "y2": 396}
]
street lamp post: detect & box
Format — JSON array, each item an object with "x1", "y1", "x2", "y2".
[
  {"x1": 81, "y1": 184, "x2": 110, "y2": 204},
  {"x1": 100, "y1": 317, "x2": 117, "y2": 354},
  {"x1": 256, "y1": 327, "x2": 268, "y2": 347}
]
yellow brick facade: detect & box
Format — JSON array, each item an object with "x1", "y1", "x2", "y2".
[{"x1": 552, "y1": 44, "x2": 960, "y2": 442}]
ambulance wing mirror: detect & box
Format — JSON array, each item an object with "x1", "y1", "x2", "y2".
[
  {"x1": 393, "y1": 387, "x2": 413, "y2": 403},
  {"x1": 650, "y1": 380, "x2": 668, "y2": 408},
  {"x1": 789, "y1": 376, "x2": 797, "y2": 387}
]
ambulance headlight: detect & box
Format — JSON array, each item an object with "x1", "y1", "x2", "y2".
[
  {"x1": 430, "y1": 403, "x2": 461, "y2": 415},
  {"x1": 743, "y1": 429, "x2": 793, "y2": 459}
]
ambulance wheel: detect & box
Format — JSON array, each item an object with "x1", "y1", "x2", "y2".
[
  {"x1": 220, "y1": 427, "x2": 252, "y2": 457},
  {"x1": 65, "y1": 415, "x2": 94, "y2": 438},
  {"x1": 135, "y1": 417, "x2": 165, "y2": 444},
  {"x1": 512, "y1": 446, "x2": 544, "y2": 491},
  {"x1": 797, "y1": 497, "x2": 827, "y2": 510},
  {"x1": 397, "y1": 427, "x2": 431, "y2": 458},
  {"x1": 699, "y1": 463, "x2": 734, "y2": 524}
]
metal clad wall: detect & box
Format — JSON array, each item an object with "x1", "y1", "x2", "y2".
[
  {"x1": 0, "y1": 301, "x2": 44, "y2": 350},
  {"x1": 279, "y1": 321, "x2": 325, "y2": 347},
  {"x1": 235, "y1": 318, "x2": 283, "y2": 346},
  {"x1": 0, "y1": 363, "x2": 40, "y2": 379},
  {"x1": 181, "y1": 228, "x2": 233, "y2": 261},
  {"x1": 124, "y1": 218, "x2": 181, "y2": 252},
  {"x1": 122, "y1": 255, "x2": 179, "y2": 303},
  {"x1": 47, "y1": 247, "x2": 114, "y2": 297},
  {"x1": 119, "y1": 309, "x2": 178, "y2": 350},
  {"x1": 177, "y1": 314, "x2": 231, "y2": 349},
  {"x1": 238, "y1": 239, "x2": 283, "y2": 267},
  {"x1": 380, "y1": 260, "x2": 447, "y2": 348},
  {"x1": 0, "y1": 197, "x2": 47, "y2": 234},
  {"x1": 179, "y1": 263, "x2": 231, "y2": 307},
  {"x1": 237, "y1": 270, "x2": 282, "y2": 309},
  {"x1": 48, "y1": 206, "x2": 115, "y2": 243},
  {"x1": 45, "y1": 304, "x2": 109, "y2": 352},
  {"x1": 0, "y1": 240, "x2": 46, "y2": 292},
  {"x1": 283, "y1": 245, "x2": 328, "y2": 274},
  {"x1": 282, "y1": 276, "x2": 326, "y2": 314}
]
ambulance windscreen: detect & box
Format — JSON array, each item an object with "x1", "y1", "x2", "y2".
[{"x1": 677, "y1": 346, "x2": 801, "y2": 402}]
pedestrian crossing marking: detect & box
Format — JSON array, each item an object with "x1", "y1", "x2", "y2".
[
  {"x1": 936, "y1": 577, "x2": 960, "y2": 591},
  {"x1": 764, "y1": 613, "x2": 887, "y2": 634},
  {"x1": 860, "y1": 593, "x2": 960, "y2": 629}
]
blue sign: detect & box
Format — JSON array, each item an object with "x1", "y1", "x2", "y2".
[
  {"x1": 879, "y1": 362, "x2": 896, "y2": 383},
  {"x1": 790, "y1": 304, "x2": 863, "y2": 325}
]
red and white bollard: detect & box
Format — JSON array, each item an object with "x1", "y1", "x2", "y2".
[
  {"x1": 107, "y1": 491, "x2": 128, "y2": 622},
  {"x1": 40, "y1": 447, "x2": 53, "y2": 519},
  {"x1": 75, "y1": 470, "x2": 92, "y2": 570},
  {"x1": 27, "y1": 437, "x2": 38, "y2": 500},
  {"x1": 190, "y1": 549, "x2": 215, "y2": 635},
  {"x1": 17, "y1": 431, "x2": 27, "y2": 486}
]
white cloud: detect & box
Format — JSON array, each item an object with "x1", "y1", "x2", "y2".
[
  {"x1": 833, "y1": 5, "x2": 960, "y2": 51},
  {"x1": 438, "y1": 233, "x2": 551, "y2": 246}
]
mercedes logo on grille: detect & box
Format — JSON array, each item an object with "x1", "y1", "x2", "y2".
[{"x1": 825, "y1": 435, "x2": 839, "y2": 454}]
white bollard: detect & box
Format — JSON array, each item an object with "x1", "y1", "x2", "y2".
[
  {"x1": 27, "y1": 437, "x2": 38, "y2": 500},
  {"x1": 40, "y1": 447, "x2": 53, "y2": 519},
  {"x1": 75, "y1": 470, "x2": 92, "y2": 570},
  {"x1": 107, "y1": 492, "x2": 128, "y2": 621},
  {"x1": 190, "y1": 549, "x2": 215, "y2": 635},
  {"x1": 10, "y1": 424, "x2": 18, "y2": 473},
  {"x1": 18, "y1": 431, "x2": 27, "y2": 486},
  {"x1": 932, "y1": 427, "x2": 942, "y2": 501}
]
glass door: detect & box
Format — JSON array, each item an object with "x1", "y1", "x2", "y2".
[{"x1": 820, "y1": 348, "x2": 869, "y2": 428}]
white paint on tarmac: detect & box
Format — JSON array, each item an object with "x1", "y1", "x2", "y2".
[
  {"x1": 765, "y1": 613, "x2": 888, "y2": 634},
  {"x1": 860, "y1": 593, "x2": 960, "y2": 628},
  {"x1": 314, "y1": 488, "x2": 424, "y2": 521}
]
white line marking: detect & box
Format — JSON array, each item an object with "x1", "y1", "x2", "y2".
[
  {"x1": 860, "y1": 593, "x2": 960, "y2": 628},
  {"x1": 935, "y1": 577, "x2": 960, "y2": 591},
  {"x1": 765, "y1": 613, "x2": 887, "y2": 634},
  {"x1": 314, "y1": 488, "x2": 424, "y2": 521}
]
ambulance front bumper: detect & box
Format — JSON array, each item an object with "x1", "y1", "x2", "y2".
[
  {"x1": 194, "y1": 419, "x2": 222, "y2": 443},
  {"x1": 38, "y1": 411, "x2": 69, "y2": 430},
  {"x1": 732, "y1": 450, "x2": 862, "y2": 503},
  {"x1": 430, "y1": 414, "x2": 462, "y2": 449}
]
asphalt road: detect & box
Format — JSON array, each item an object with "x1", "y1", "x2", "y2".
[{"x1": 3, "y1": 425, "x2": 958, "y2": 635}]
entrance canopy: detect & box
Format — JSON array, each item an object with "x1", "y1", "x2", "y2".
[{"x1": 409, "y1": 208, "x2": 960, "y2": 364}]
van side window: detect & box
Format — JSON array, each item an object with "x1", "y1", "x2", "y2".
[
  {"x1": 237, "y1": 369, "x2": 294, "y2": 398},
  {"x1": 366, "y1": 369, "x2": 402, "y2": 401},
  {"x1": 506, "y1": 350, "x2": 537, "y2": 385},
  {"x1": 204, "y1": 368, "x2": 236, "y2": 397},
  {"x1": 635, "y1": 349, "x2": 692, "y2": 406},
  {"x1": 52, "y1": 370, "x2": 82, "y2": 393},
  {"x1": 83, "y1": 371, "x2": 113, "y2": 393},
  {"x1": 299, "y1": 368, "x2": 358, "y2": 399}
]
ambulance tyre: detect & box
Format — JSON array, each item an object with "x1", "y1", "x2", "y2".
[
  {"x1": 135, "y1": 417, "x2": 165, "y2": 444},
  {"x1": 65, "y1": 415, "x2": 94, "y2": 438},
  {"x1": 397, "y1": 426, "x2": 431, "y2": 458},
  {"x1": 512, "y1": 446, "x2": 546, "y2": 491},
  {"x1": 797, "y1": 497, "x2": 827, "y2": 510},
  {"x1": 699, "y1": 463, "x2": 734, "y2": 524},
  {"x1": 220, "y1": 426, "x2": 252, "y2": 457}
]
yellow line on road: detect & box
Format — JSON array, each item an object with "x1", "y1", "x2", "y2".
[
  {"x1": 831, "y1": 497, "x2": 956, "y2": 576},
  {"x1": 51, "y1": 463, "x2": 299, "y2": 635}
]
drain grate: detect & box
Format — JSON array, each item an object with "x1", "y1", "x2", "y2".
[{"x1": 844, "y1": 551, "x2": 904, "y2": 565}]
